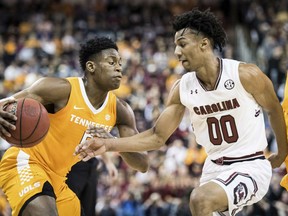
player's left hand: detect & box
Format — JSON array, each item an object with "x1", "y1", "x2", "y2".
[
  {"x1": 267, "y1": 153, "x2": 286, "y2": 168},
  {"x1": 105, "y1": 160, "x2": 118, "y2": 180}
]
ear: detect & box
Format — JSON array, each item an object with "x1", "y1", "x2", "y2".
[
  {"x1": 200, "y1": 38, "x2": 209, "y2": 50},
  {"x1": 86, "y1": 61, "x2": 96, "y2": 73}
]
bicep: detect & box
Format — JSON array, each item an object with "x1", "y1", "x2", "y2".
[
  {"x1": 116, "y1": 99, "x2": 139, "y2": 138},
  {"x1": 254, "y1": 76, "x2": 279, "y2": 112},
  {"x1": 153, "y1": 103, "x2": 186, "y2": 140},
  {"x1": 153, "y1": 81, "x2": 186, "y2": 140},
  {"x1": 14, "y1": 77, "x2": 70, "y2": 106}
]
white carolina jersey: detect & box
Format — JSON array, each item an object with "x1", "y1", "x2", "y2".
[{"x1": 179, "y1": 58, "x2": 268, "y2": 159}]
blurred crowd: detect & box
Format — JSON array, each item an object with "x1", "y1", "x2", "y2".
[{"x1": 0, "y1": 0, "x2": 288, "y2": 215}]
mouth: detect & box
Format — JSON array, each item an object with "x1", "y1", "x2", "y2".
[
  {"x1": 113, "y1": 76, "x2": 122, "y2": 81},
  {"x1": 181, "y1": 60, "x2": 189, "y2": 65}
]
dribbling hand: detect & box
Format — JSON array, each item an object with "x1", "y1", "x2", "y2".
[{"x1": 0, "y1": 98, "x2": 17, "y2": 138}]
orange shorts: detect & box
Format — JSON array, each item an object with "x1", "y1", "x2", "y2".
[{"x1": 0, "y1": 148, "x2": 81, "y2": 216}]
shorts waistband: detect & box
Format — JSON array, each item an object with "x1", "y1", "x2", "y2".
[{"x1": 211, "y1": 151, "x2": 265, "y2": 165}]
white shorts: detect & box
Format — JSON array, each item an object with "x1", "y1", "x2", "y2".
[{"x1": 200, "y1": 158, "x2": 272, "y2": 216}]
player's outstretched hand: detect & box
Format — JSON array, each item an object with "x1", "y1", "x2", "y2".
[
  {"x1": 86, "y1": 125, "x2": 115, "y2": 139},
  {"x1": 74, "y1": 138, "x2": 107, "y2": 161},
  {"x1": 0, "y1": 98, "x2": 17, "y2": 138}
]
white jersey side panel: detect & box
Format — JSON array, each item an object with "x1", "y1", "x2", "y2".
[{"x1": 179, "y1": 58, "x2": 268, "y2": 159}]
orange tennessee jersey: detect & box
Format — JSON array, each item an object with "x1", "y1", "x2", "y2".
[
  {"x1": 281, "y1": 75, "x2": 288, "y2": 190},
  {"x1": 21, "y1": 77, "x2": 117, "y2": 177}
]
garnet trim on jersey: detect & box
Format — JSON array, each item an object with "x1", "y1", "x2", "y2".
[{"x1": 211, "y1": 151, "x2": 265, "y2": 165}]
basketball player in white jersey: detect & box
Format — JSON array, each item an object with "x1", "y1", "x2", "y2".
[{"x1": 75, "y1": 9, "x2": 288, "y2": 216}]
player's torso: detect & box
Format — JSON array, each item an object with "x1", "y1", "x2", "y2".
[
  {"x1": 179, "y1": 58, "x2": 268, "y2": 158},
  {"x1": 21, "y1": 77, "x2": 117, "y2": 176}
]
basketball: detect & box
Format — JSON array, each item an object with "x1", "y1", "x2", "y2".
[{"x1": 4, "y1": 98, "x2": 50, "y2": 148}]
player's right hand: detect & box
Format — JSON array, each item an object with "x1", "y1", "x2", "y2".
[
  {"x1": 86, "y1": 125, "x2": 114, "y2": 139},
  {"x1": 74, "y1": 138, "x2": 107, "y2": 161},
  {"x1": 0, "y1": 99, "x2": 17, "y2": 138}
]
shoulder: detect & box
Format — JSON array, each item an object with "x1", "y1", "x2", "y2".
[
  {"x1": 116, "y1": 98, "x2": 131, "y2": 113},
  {"x1": 116, "y1": 98, "x2": 135, "y2": 124},
  {"x1": 239, "y1": 63, "x2": 262, "y2": 78},
  {"x1": 32, "y1": 77, "x2": 71, "y2": 90},
  {"x1": 166, "y1": 79, "x2": 182, "y2": 106},
  {"x1": 171, "y1": 79, "x2": 181, "y2": 92},
  {"x1": 29, "y1": 77, "x2": 71, "y2": 104},
  {"x1": 238, "y1": 63, "x2": 270, "y2": 94}
]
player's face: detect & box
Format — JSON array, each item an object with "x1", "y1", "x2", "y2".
[
  {"x1": 174, "y1": 28, "x2": 204, "y2": 72},
  {"x1": 95, "y1": 49, "x2": 123, "y2": 90}
]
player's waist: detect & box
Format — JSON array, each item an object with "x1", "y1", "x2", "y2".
[{"x1": 211, "y1": 151, "x2": 265, "y2": 165}]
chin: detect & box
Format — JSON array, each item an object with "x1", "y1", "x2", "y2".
[
  {"x1": 183, "y1": 65, "x2": 191, "y2": 72},
  {"x1": 112, "y1": 84, "x2": 120, "y2": 90},
  {"x1": 181, "y1": 62, "x2": 191, "y2": 71}
]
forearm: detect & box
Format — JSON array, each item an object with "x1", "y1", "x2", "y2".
[
  {"x1": 105, "y1": 128, "x2": 166, "y2": 152},
  {"x1": 0, "y1": 90, "x2": 37, "y2": 105},
  {"x1": 119, "y1": 152, "x2": 149, "y2": 173},
  {"x1": 268, "y1": 106, "x2": 288, "y2": 159}
]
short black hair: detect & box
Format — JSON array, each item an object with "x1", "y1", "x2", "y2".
[
  {"x1": 172, "y1": 9, "x2": 227, "y2": 52},
  {"x1": 79, "y1": 37, "x2": 118, "y2": 71}
]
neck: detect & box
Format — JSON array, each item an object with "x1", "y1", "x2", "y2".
[
  {"x1": 82, "y1": 77, "x2": 108, "y2": 109},
  {"x1": 196, "y1": 57, "x2": 221, "y2": 90}
]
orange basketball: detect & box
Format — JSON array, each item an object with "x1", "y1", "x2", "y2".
[{"x1": 4, "y1": 98, "x2": 50, "y2": 147}]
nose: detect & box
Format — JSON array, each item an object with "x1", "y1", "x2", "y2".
[
  {"x1": 174, "y1": 46, "x2": 182, "y2": 58},
  {"x1": 115, "y1": 63, "x2": 122, "y2": 72}
]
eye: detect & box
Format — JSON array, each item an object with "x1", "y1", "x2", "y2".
[
  {"x1": 179, "y1": 42, "x2": 186, "y2": 48},
  {"x1": 108, "y1": 61, "x2": 116, "y2": 65}
]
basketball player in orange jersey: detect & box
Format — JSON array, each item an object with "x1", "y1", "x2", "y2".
[
  {"x1": 280, "y1": 75, "x2": 288, "y2": 191},
  {"x1": 75, "y1": 9, "x2": 288, "y2": 216},
  {"x1": 0, "y1": 36, "x2": 149, "y2": 216}
]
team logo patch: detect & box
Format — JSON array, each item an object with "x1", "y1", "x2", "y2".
[
  {"x1": 190, "y1": 89, "x2": 198, "y2": 94},
  {"x1": 255, "y1": 109, "x2": 261, "y2": 117},
  {"x1": 216, "y1": 172, "x2": 258, "y2": 216},
  {"x1": 224, "y1": 79, "x2": 235, "y2": 90},
  {"x1": 233, "y1": 182, "x2": 248, "y2": 204},
  {"x1": 105, "y1": 114, "x2": 111, "y2": 121}
]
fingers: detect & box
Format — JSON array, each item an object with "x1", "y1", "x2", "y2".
[
  {"x1": 74, "y1": 139, "x2": 91, "y2": 156},
  {"x1": 0, "y1": 100, "x2": 17, "y2": 138},
  {"x1": 0, "y1": 117, "x2": 16, "y2": 130},
  {"x1": 74, "y1": 138, "x2": 106, "y2": 161},
  {"x1": 0, "y1": 116, "x2": 16, "y2": 138},
  {"x1": 0, "y1": 98, "x2": 16, "y2": 109},
  {"x1": 86, "y1": 125, "x2": 113, "y2": 139},
  {"x1": 77, "y1": 149, "x2": 104, "y2": 161},
  {"x1": 74, "y1": 143, "x2": 84, "y2": 155},
  {"x1": 82, "y1": 153, "x2": 95, "y2": 162},
  {"x1": 86, "y1": 124, "x2": 102, "y2": 135},
  {"x1": 77, "y1": 151, "x2": 95, "y2": 162},
  {"x1": 0, "y1": 127, "x2": 12, "y2": 138}
]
